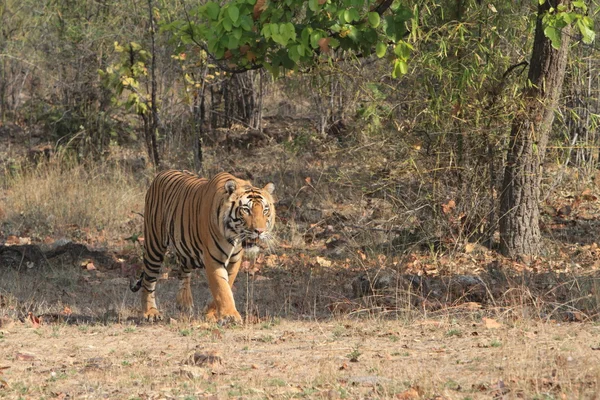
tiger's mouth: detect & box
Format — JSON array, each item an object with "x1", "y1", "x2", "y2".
[{"x1": 242, "y1": 238, "x2": 260, "y2": 249}]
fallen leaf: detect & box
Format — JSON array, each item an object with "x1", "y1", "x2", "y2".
[
  {"x1": 396, "y1": 387, "x2": 421, "y2": 399},
  {"x1": 461, "y1": 302, "x2": 482, "y2": 310},
  {"x1": 27, "y1": 312, "x2": 41, "y2": 328},
  {"x1": 442, "y1": 200, "x2": 456, "y2": 215},
  {"x1": 483, "y1": 317, "x2": 502, "y2": 329},
  {"x1": 15, "y1": 352, "x2": 36, "y2": 361},
  {"x1": 184, "y1": 351, "x2": 222, "y2": 367},
  {"x1": 315, "y1": 256, "x2": 332, "y2": 267},
  {"x1": 581, "y1": 188, "x2": 597, "y2": 201}
]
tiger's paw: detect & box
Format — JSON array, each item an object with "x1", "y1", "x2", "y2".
[
  {"x1": 217, "y1": 313, "x2": 243, "y2": 326},
  {"x1": 143, "y1": 308, "x2": 162, "y2": 322},
  {"x1": 204, "y1": 304, "x2": 242, "y2": 325}
]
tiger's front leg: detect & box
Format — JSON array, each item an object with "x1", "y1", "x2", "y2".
[
  {"x1": 141, "y1": 284, "x2": 162, "y2": 321},
  {"x1": 205, "y1": 259, "x2": 242, "y2": 325}
]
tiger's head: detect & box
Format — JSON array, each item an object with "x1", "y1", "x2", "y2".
[{"x1": 223, "y1": 179, "x2": 275, "y2": 255}]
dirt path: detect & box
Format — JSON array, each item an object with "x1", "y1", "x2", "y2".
[{"x1": 1, "y1": 317, "x2": 599, "y2": 399}]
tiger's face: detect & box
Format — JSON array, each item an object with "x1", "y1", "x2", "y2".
[{"x1": 224, "y1": 180, "x2": 275, "y2": 253}]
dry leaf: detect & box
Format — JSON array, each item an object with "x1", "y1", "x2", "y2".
[
  {"x1": 27, "y1": 312, "x2": 41, "y2": 328},
  {"x1": 396, "y1": 387, "x2": 421, "y2": 399},
  {"x1": 581, "y1": 188, "x2": 597, "y2": 201},
  {"x1": 315, "y1": 256, "x2": 332, "y2": 267},
  {"x1": 185, "y1": 351, "x2": 222, "y2": 367},
  {"x1": 15, "y1": 352, "x2": 36, "y2": 361},
  {"x1": 442, "y1": 199, "x2": 456, "y2": 214},
  {"x1": 318, "y1": 37, "x2": 331, "y2": 53},
  {"x1": 461, "y1": 302, "x2": 482, "y2": 310},
  {"x1": 483, "y1": 317, "x2": 502, "y2": 329},
  {"x1": 253, "y1": 0, "x2": 266, "y2": 20}
]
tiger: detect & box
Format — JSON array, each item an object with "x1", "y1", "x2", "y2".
[{"x1": 130, "y1": 170, "x2": 275, "y2": 324}]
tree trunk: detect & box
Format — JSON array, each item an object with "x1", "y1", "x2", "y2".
[
  {"x1": 147, "y1": 0, "x2": 160, "y2": 167},
  {"x1": 499, "y1": 0, "x2": 571, "y2": 259}
]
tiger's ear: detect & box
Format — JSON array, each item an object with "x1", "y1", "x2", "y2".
[
  {"x1": 225, "y1": 179, "x2": 237, "y2": 194},
  {"x1": 263, "y1": 182, "x2": 275, "y2": 194}
]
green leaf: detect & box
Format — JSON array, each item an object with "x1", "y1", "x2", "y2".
[
  {"x1": 223, "y1": 17, "x2": 233, "y2": 31},
  {"x1": 240, "y1": 16, "x2": 253, "y2": 31},
  {"x1": 261, "y1": 24, "x2": 271, "y2": 38},
  {"x1": 392, "y1": 59, "x2": 408, "y2": 78},
  {"x1": 543, "y1": 25, "x2": 561, "y2": 49},
  {"x1": 227, "y1": 35, "x2": 240, "y2": 49},
  {"x1": 394, "y1": 41, "x2": 412, "y2": 59},
  {"x1": 271, "y1": 23, "x2": 279, "y2": 35},
  {"x1": 344, "y1": 10, "x2": 352, "y2": 23},
  {"x1": 577, "y1": 18, "x2": 595, "y2": 44},
  {"x1": 289, "y1": 45, "x2": 300, "y2": 63},
  {"x1": 368, "y1": 12, "x2": 381, "y2": 28},
  {"x1": 308, "y1": 0, "x2": 319, "y2": 12},
  {"x1": 376, "y1": 42, "x2": 387, "y2": 58},
  {"x1": 205, "y1": 2, "x2": 220, "y2": 20},
  {"x1": 233, "y1": 28, "x2": 243, "y2": 40},
  {"x1": 284, "y1": 22, "x2": 296, "y2": 42},
  {"x1": 392, "y1": 60, "x2": 402, "y2": 79},
  {"x1": 398, "y1": 59, "x2": 408, "y2": 74},
  {"x1": 227, "y1": 5, "x2": 240, "y2": 23}
]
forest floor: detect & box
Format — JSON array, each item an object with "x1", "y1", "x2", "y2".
[
  {"x1": 2, "y1": 309, "x2": 600, "y2": 399},
  {"x1": 1, "y1": 120, "x2": 600, "y2": 399}
]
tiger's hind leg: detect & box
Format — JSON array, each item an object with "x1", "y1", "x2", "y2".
[
  {"x1": 139, "y1": 242, "x2": 167, "y2": 322},
  {"x1": 176, "y1": 256, "x2": 194, "y2": 314}
]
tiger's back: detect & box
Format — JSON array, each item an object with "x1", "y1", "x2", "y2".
[{"x1": 143, "y1": 170, "x2": 210, "y2": 271}]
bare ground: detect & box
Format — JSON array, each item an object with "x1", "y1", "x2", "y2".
[
  {"x1": 0, "y1": 253, "x2": 600, "y2": 400},
  {"x1": 1, "y1": 314, "x2": 600, "y2": 399}
]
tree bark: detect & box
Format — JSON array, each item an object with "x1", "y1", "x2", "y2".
[{"x1": 499, "y1": 0, "x2": 571, "y2": 259}]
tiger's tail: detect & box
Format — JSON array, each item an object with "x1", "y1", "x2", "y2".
[{"x1": 130, "y1": 272, "x2": 144, "y2": 292}]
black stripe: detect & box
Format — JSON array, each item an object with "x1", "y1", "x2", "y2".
[
  {"x1": 211, "y1": 231, "x2": 229, "y2": 256},
  {"x1": 209, "y1": 251, "x2": 225, "y2": 266}
]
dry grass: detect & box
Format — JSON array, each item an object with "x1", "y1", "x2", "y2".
[
  {"x1": 1, "y1": 316, "x2": 599, "y2": 399},
  {"x1": 0, "y1": 157, "x2": 148, "y2": 243}
]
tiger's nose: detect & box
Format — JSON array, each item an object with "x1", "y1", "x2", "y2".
[{"x1": 254, "y1": 227, "x2": 265, "y2": 234}]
